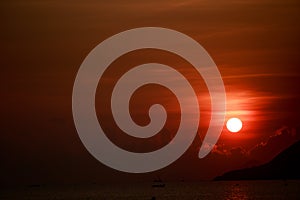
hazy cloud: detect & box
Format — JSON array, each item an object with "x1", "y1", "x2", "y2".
[{"x1": 212, "y1": 125, "x2": 300, "y2": 167}]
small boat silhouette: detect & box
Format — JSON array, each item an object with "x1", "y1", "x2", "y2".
[{"x1": 152, "y1": 177, "x2": 165, "y2": 188}]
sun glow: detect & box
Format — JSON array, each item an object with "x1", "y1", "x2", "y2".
[{"x1": 226, "y1": 117, "x2": 243, "y2": 133}]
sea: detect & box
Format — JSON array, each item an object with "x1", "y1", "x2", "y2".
[{"x1": 1, "y1": 180, "x2": 300, "y2": 199}]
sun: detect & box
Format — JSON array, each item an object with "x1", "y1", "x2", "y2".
[{"x1": 226, "y1": 117, "x2": 243, "y2": 133}]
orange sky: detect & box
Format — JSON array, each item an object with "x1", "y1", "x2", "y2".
[{"x1": 1, "y1": 0, "x2": 300, "y2": 184}]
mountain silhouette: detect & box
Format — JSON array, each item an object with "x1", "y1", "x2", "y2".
[{"x1": 214, "y1": 140, "x2": 300, "y2": 180}]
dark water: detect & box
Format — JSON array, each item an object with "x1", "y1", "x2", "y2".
[{"x1": 1, "y1": 180, "x2": 300, "y2": 199}]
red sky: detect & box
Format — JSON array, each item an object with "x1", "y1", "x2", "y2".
[{"x1": 1, "y1": 0, "x2": 300, "y2": 185}]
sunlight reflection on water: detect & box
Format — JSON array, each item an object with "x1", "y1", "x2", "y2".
[{"x1": 224, "y1": 183, "x2": 250, "y2": 200}]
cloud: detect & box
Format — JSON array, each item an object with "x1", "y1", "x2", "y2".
[
  {"x1": 212, "y1": 125, "x2": 300, "y2": 167},
  {"x1": 211, "y1": 144, "x2": 230, "y2": 156},
  {"x1": 212, "y1": 144, "x2": 247, "y2": 157},
  {"x1": 223, "y1": 73, "x2": 300, "y2": 80}
]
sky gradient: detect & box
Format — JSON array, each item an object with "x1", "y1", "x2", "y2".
[{"x1": 1, "y1": 0, "x2": 300, "y2": 185}]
